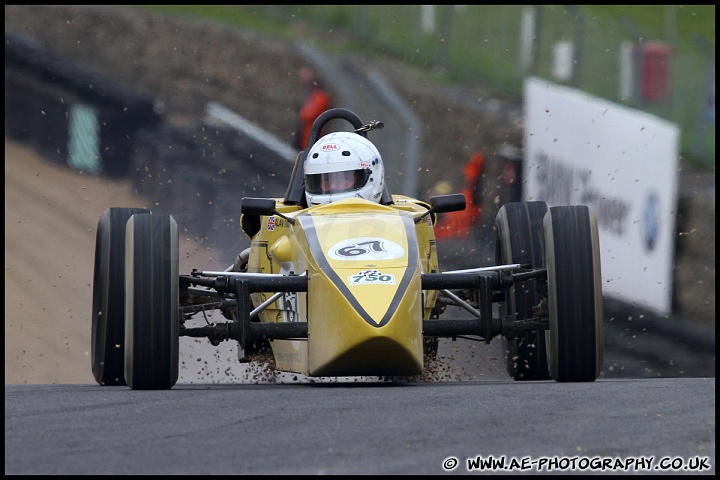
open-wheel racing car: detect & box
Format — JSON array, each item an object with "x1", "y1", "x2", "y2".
[{"x1": 91, "y1": 108, "x2": 603, "y2": 390}]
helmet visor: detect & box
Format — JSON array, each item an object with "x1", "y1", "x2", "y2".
[{"x1": 306, "y1": 169, "x2": 370, "y2": 195}]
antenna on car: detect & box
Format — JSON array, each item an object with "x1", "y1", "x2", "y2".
[{"x1": 354, "y1": 120, "x2": 384, "y2": 133}]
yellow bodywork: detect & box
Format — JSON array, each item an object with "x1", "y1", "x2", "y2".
[{"x1": 243, "y1": 196, "x2": 439, "y2": 377}]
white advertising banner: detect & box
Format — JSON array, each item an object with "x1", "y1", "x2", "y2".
[{"x1": 523, "y1": 77, "x2": 680, "y2": 315}]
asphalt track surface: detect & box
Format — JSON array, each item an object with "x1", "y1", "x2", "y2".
[{"x1": 4, "y1": 379, "x2": 715, "y2": 475}]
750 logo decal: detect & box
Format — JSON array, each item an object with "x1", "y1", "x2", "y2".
[{"x1": 349, "y1": 270, "x2": 396, "y2": 286}]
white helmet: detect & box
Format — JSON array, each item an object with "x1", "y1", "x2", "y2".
[{"x1": 304, "y1": 131, "x2": 385, "y2": 206}]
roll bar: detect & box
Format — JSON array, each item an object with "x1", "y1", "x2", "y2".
[{"x1": 283, "y1": 108, "x2": 392, "y2": 206}]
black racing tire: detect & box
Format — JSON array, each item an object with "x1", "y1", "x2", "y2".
[
  {"x1": 124, "y1": 213, "x2": 179, "y2": 390},
  {"x1": 91, "y1": 207, "x2": 151, "y2": 386},
  {"x1": 495, "y1": 201, "x2": 551, "y2": 381},
  {"x1": 543, "y1": 205, "x2": 604, "y2": 382}
]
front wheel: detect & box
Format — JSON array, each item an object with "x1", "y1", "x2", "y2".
[
  {"x1": 91, "y1": 207, "x2": 151, "y2": 386},
  {"x1": 543, "y1": 205, "x2": 604, "y2": 382},
  {"x1": 124, "y1": 213, "x2": 179, "y2": 390}
]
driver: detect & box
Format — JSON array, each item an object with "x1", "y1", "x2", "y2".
[{"x1": 304, "y1": 131, "x2": 385, "y2": 206}]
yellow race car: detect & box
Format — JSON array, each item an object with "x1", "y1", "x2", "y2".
[{"x1": 91, "y1": 108, "x2": 603, "y2": 390}]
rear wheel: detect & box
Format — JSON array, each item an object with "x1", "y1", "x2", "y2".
[
  {"x1": 124, "y1": 213, "x2": 179, "y2": 390},
  {"x1": 91, "y1": 207, "x2": 151, "y2": 386},
  {"x1": 543, "y1": 205, "x2": 603, "y2": 382},
  {"x1": 495, "y1": 201, "x2": 551, "y2": 381}
]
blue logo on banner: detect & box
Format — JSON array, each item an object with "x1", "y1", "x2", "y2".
[{"x1": 641, "y1": 191, "x2": 660, "y2": 252}]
